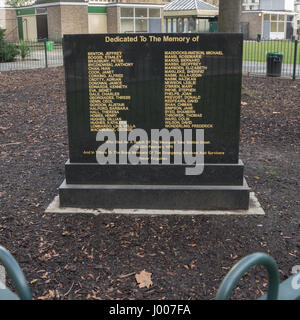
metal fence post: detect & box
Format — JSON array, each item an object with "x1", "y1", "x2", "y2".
[
  {"x1": 44, "y1": 39, "x2": 48, "y2": 68},
  {"x1": 292, "y1": 39, "x2": 298, "y2": 80}
]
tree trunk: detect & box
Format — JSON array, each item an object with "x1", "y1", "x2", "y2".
[{"x1": 218, "y1": 0, "x2": 241, "y2": 33}]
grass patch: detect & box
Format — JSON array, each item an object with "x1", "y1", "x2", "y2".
[{"x1": 243, "y1": 40, "x2": 300, "y2": 64}]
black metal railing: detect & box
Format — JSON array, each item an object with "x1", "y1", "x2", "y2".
[
  {"x1": 0, "y1": 39, "x2": 63, "y2": 72},
  {"x1": 242, "y1": 39, "x2": 299, "y2": 79},
  {"x1": 0, "y1": 38, "x2": 299, "y2": 79}
]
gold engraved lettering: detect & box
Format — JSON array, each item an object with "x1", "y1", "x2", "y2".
[
  {"x1": 88, "y1": 51, "x2": 136, "y2": 131},
  {"x1": 164, "y1": 51, "x2": 213, "y2": 129}
]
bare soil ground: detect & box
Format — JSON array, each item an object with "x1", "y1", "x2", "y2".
[{"x1": 0, "y1": 67, "x2": 299, "y2": 300}]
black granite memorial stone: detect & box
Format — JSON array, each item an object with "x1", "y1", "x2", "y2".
[{"x1": 59, "y1": 33, "x2": 250, "y2": 210}]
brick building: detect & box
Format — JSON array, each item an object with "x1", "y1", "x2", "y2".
[
  {"x1": 241, "y1": 0, "x2": 298, "y2": 39},
  {"x1": 0, "y1": 0, "x2": 169, "y2": 41}
]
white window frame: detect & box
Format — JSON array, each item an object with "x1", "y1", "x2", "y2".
[{"x1": 120, "y1": 7, "x2": 161, "y2": 33}]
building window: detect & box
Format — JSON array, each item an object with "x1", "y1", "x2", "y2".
[
  {"x1": 271, "y1": 22, "x2": 277, "y2": 32},
  {"x1": 278, "y1": 22, "x2": 284, "y2": 32},
  {"x1": 36, "y1": 8, "x2": 47, "y2": 15},
  {"x1": 271, "y1": 14, "x2": 277, "y2": 21},
  {"x1": 172, "y1": 19, "x2": 177, "y2": 32},
  {"x1": 135, "y1": 8, "x2": 147, "y2": 18},
  {"x1": 164, "y1": 17, "x2": 210, "y2": 33},
  {"x1": 135, "y1": 19, "x2": 147, "y2": 32},
  {"x1": 177, "y1": 18, "x2": 183, "y2": 32},
  {"x1": 183, "y1": 18, "x2": 188, "y2": 33},
  {"x1": 120, "y1": 7, "x2": 161, "y2": 33},
  {"x1": 149, "y1": 8, "x2": 160, "y2": 18},
  {"x1": 188, "y1": 18, "x2": 195, "y2": 32},
  {"x1": 196, "y1": 19, "x2": 210, "y2": 32},
  {"x1": 121, "y1": 8, "x2": 134, "y2": 17},
  {"x1": 264, "y1": 14, "x2": 286, "y2": 33},
  {"x1": 120, "y1": 19, "x2": 134, "y2": 33},
  {"x1": 166, "y1": 19, "x2": 171, "y2": 32}
]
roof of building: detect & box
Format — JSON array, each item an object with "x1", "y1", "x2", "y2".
[
  {"x1": 35, "y1": 0, "x2": 86, "y2": 3},
  {"x1": 164, "y1": 0, "x2": 218, "y2": 11}
]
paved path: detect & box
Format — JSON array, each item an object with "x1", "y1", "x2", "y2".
[
  {"x1": 243, "y1": 61, "x2": 300, "y2": 78},
  {"x1": 0, "y1": 48, "x2": 63, "y2": 72},
  {"x1": 0, "y1": 266, "x2": 5, "y2": 289}
]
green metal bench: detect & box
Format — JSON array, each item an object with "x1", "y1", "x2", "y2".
[
  {"x1": 0, "y1": 246, "x2": 32, "y2": 300},
  {"x1": 216, "y1": 252, "x2": 300, "y2": 300}
]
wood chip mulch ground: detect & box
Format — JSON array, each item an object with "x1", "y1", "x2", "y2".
[{"x1": 0, "y1": 67, "x2": 299, "y2": 300}]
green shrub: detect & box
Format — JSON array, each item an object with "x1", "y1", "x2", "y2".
[
  {"x1": 0, "y1": 28, "x2": 20, "y2": 62},
  {"x1": 0, "y1": 28, "x2": 5, "y2": 42},
  {"x1": 0, "y1": 42, "x2": 20, "y2": 62},
  {"x1": 19, "y1": 41, "x2": 30, "y2": 59}
]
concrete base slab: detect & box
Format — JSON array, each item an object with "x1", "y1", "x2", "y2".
[{"x1": 45, "y1": 192, "x2": 264, "y2": 216}]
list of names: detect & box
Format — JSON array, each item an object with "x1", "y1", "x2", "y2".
[
  {"x1": 88, "y1": 51, "x2": 135, "y2": 131},
  {"x1": 164, "y1": 51, "x2": 208, "y2": 128}
]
